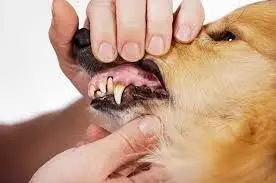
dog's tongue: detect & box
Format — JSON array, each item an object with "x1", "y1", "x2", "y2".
[{"x1": 88, "y1": 64, "x2": 162, "y2": 104}]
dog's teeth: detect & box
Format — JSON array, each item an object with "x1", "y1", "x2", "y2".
[
  {"x1": 107, "y1": 77, "x2": 114, "y2": 94},
  {"x1": 88, "y1": 85, "x2": 96, "y2": 99},
  {"x1": 96, "y1": 90, "x2": 105, "y2": 98},
  {"x1": 99, "y1": 79, "x2": 107, "y2": 94},
  {"x1": 114, "y1": 83, "x2": 126, "y2": 105}
]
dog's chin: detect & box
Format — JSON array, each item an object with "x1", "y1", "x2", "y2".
[{"x1": 92, "y1": 97, "x2": 169, "y2": 132}]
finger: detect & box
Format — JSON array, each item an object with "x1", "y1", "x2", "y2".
[
  {"x1": 146, "y1": 0, "x2": 173, "y2": 56},
  {"x1": 174, "y1": 0, "x2": 205, "y2": 43},
  {"x1": 87, "y1": 0, "x2": 117, "y2": 63},
  {"x1": 86, "y1": 123, "x2": 109, "y2": 140},
  {"x1": 96, "y1": 116, "x2": 161, "y2": 176},
  {"x1": 77, "y1": 125, "x2": 109, "y2": 147},
  {"x1": 49, "y1": 0, "x2": 79, "y2": 63},
  {"x1": 116, "y1": 0, "x2": 146, "y2": 62}
]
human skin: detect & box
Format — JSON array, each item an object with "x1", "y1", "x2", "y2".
[
  {"x1": 49, "y1": 0, "x2": 204, "y2": 97},
  {"x1": 29, "y1": 116, "x2": 162, "y2": 183}
]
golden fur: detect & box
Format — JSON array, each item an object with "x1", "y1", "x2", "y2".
[
  {"x1": 152, "y1": 1, "x2": 276, "y2": 182},
  {"x1": 103, "y1": 1, "x2": 276, "y2": 182}
]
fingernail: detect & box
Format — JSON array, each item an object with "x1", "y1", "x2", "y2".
[
  {"x1": 121, "y1": 42, "x2": 141, "y2": 62},
  {"x1": 176, "y1": 25, "x2": 192, "y2": 42},
  {"x1": 139, "y1": 116, "x2": 160, "y2": 137},
  {"x1": 148, "y1": 36, "x2": 165, "y2": 55},
  {"x1": 98, "y1": 42, "x2": 115, "y2": 62}
]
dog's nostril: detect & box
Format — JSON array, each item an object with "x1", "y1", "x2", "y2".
[{"x1": 73, "y1": 28, "x2": 91, "y2": 57}]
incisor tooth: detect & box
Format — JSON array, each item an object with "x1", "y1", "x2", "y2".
[
  {"x1": 114, "y1": 83, "x2": 126, "y2": 105},
  {"x1": 107, "y1": 77, "x2": 114, "y2": 94},
  {"x1": 99, "y1": 79, "x2": 107, "y2": 94},
  {"x1": 96, "y1": 90, "x2": 105, "y2": 98}
]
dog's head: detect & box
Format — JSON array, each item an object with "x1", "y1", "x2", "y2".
[{"x1": 74, "y1": 1, "x2": 276, "y2": 182}]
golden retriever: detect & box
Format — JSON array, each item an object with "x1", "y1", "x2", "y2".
[
  {"x1": 1, "y1": 1, "x2": 276, "y2": 183},
  {"x1": 72, "y1": 1, "x2": 276, "y2": 182}
]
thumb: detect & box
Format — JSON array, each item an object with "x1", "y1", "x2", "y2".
[
  {"x1": 49, "y1": 0, "x2": 79, "y2": 63},
  {"x1": 95, "y1": 116, "x2": 161, "y2": 177}
]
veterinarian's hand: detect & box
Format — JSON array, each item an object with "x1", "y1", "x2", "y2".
[
  {"x1": 86, "y1": 0, "x2": 204, "y2": 62},
  {"x1": 49, "y1": 0, "x2": 204, "y2": 96},
  {"x1": 30, "y1": 116, "x2": 164, "y2": 183}
]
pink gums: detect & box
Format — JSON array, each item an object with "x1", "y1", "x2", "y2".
[{"x1": 89, "y1": 64, "x2": 162, "y2": 91}]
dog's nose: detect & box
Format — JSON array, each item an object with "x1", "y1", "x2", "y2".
[{"x1": 73, "y1": 28, "x2": 91, "y2": 52}]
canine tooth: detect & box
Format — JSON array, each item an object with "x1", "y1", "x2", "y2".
[
  {"x1": 107, "y1": 77, "x2": 114, "y2": 94},
  {"x1": 96, "y1": 90, "x2": 105, "y2": 98},
  {"x1": 99, "y1": 79, "x2": 107, "y2": 94},
  {"x1": 114, "y1": 83, "x2": 126, "y2": 105}
]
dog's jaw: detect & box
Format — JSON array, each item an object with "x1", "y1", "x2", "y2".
[{"x1": 79, "y1": 1, "x2": 276, "y2": 182}]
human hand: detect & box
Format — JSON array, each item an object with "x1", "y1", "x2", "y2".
[
  {"x1": 29, "y1": 116, "x2": 164, "y2": 183},
  {"x1": 49, "y1": 0, "x2": 204, "y2": 97},
  {"x1": 86, "y1": 0, "x2": 205, "y2": 62}
]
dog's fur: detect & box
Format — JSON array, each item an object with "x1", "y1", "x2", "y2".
[
  {"x1": 101, "y1": 1, "x2": 276, "y2": 182},
  {"x1": 151, "y1": 1, "x2": 276, "y2": 182},
  {"x1": 1, "y1": 1, "x2": 276, "y2": 183}
]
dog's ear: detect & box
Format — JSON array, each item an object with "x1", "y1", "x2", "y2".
[{"x1": 238, "y1": 1, "x2": 276, "y2": 60}]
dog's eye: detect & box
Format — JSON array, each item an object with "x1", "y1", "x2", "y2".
[
  {"x1": 211, "y1": 31, "x2": 237, "y2": 42},
  {"x1": 223, "y1": 32, "x2": 236, "y2": 41}
]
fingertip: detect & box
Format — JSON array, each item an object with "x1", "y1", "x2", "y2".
[
  {"x1": 174, "y1": 0, "x2": 205, "y2": 43},
  {"x1": 97, "y1": 42, "x2": 118, "y2": 63},
  {"x1": 136, "y1": 116, "x2": 161, "y2": 139},
  {"x1": 147, "y1": 36, "x2": 166, "y2": 56},
  {"x1": 50, "y1": 0, "x2": 78, "y2": 45},
  {"x1": 51, "y1": 0, "x2": 78, "y2": 23},
  {"x1": 175, "y1": 24, "x2": 196, "y2": 43},
  {"x1": 120, "y1": 42, "x2": 144, "y2": 62},
  {"x1": 86, "y1": 124, "x2": 109, "y2": 140},
  {"x1": 146, "y1": 35, "x2": 172, "y2": 56}
]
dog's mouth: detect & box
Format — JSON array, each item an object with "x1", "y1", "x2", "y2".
[
  {"x1": 73, "y1": 28, "x2": 169, "y2": 111},
  {"x1": 89, "y1": 60, "x2": 168, "y2": 111}
]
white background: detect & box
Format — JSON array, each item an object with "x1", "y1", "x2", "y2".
[{"x1": 0, "y1": 0, "x2": 261, "y2": 124}]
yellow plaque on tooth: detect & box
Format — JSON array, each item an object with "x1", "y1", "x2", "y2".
[{"x1": 114, "y1": 83, "x2": 126, "y2": 105}]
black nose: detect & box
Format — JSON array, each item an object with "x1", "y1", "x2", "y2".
[
  {"x1": 72, "y1": 28, "x2": 120, "y2": 76},
  {"x1": 72, "y1": 28, "x2": 91, "y2": 52}
]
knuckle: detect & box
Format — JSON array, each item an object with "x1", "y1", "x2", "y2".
[
  {"x1": 119, "y1": 19, "x2": 144, "y2": 30},
  {"x1": 147, "y1": 15, "x2": 173, "y2": 26}
]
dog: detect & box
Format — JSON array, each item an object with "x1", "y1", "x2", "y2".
[
  {"x1": 72, "y1": 1, "x2": 276, "y2": 182},
  {"x1": 2, "y1": 1, "x2": 275, "y2": 183}
]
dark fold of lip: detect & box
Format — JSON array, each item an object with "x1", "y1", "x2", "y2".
[
  {"x1": 73, "y1": 28, "x2": 169, "y2": 110},
  {"x1": 91, "y1": 85, "x2": 168, "y2": 111}
]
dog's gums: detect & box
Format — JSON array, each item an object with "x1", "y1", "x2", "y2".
[{"x1": 88, "y1": 64, "x2": 162, "y2": 104}]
